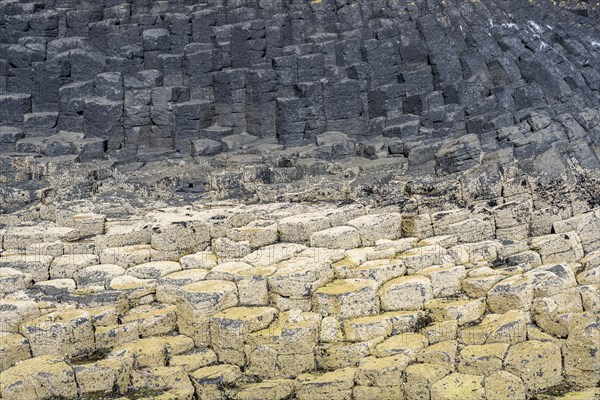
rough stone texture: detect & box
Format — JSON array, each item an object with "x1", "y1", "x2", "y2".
[
  {"x1": 0, "y1": 0, "x2": 599, "y2": 398},
  {"x1": 484, "y1": 371, "x2": 527, "y2": 400},
  {"x1": 379, "y1": 275, "x2": 433, "y2": 311},
  {"x1": 0, "y1": 0, "x2": 596, "y2": 177},
  {"x1": 0, "y1": 356, "x2": 78, "y2": 400},
  {"x1": 0, "y1": 333, "x2": 31, "y2": 372},
  {"x1": 278, "y1": 214, "x2": 331, "y2": 243},
  {"x1": 73, "y1": 351, "x2": 134, "y2": 396},
  {"x1": 0, "y1": 190, "x2": 595, "y2": 397},
  {"x1": 504, "y1": 340, "x2": 563, "y2": 391},
  {"x1": 313, "y1": 279, "x2": 379, "y2": 320},
  {"x1": 21, "y1": 308, "x2": 94, "y2": 358},
  {"x1": 310, "y1": 226, "x2": 361, "y2": 250},
  {"x1": 347, "y1": 213, "x2": 402, "y2": 246},
  {"x1": 563, "y1": 320, "x2": 600, "y2": 386}
]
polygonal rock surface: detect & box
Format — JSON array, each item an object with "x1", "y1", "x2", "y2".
[
  {"x1": 235, "y1": 379, "x2": 296, "y2": 400},
  {"x1": 0, "y1": 356, "x2": 78, "y2": 400},
  {"x1": 373, "y1": 333, "x2": 428, "y2": 358},
  {"x1": 355, "y1": 354, "x2": 411, "y2": 387},
  {"x1": 336, "y1": 258, "x2": 406, "y2": 283},
  {"x1": 0, "y1": 267, "x2": 32, "y2": 294},
  {"x1": 430, "y1": 373, "x2": 486, "y2": 400},
  {"x1": 487, "y1": 275, "x2": 534, "y2": 314},
  {"x1": 156, "y1": 268, "x2": 210, "y2": 303},
  {"x1": 296, "y1": 367, "x2": 356, "y2": 400},
  {"x1": 180, "y1": 251, "x2": 218, "y2": 270},
  {"x1": 127, "y1": 260, "x2": 182, "y2": 279},
  {"x1": 21, "y1": 308, "x2": 95, "y2": 357},
  {"x1": 227, "y1": 220, "x2": 279, "y2": 249},
  {"x1": 504, "y1": 340, "x2": 563, "y2": 391},
  {"x1": 190, "y1": 364, "x2": 242, "y2": 399},
  {"x1": 121, "y1": 304, "x2": 178, "y2": 337},
  {"x1": 563, "y1": 321, "x2": 600, "y2": 386},
  {"x1": 400, "y1": 245, "x2": 451, "y2": 274},
  {"x1": 404, "y1": 363, "x2": 450, "y2": 400},
  {"x1": 483, "y1": 371, "x2": 526, "y2": 400},
  {"x1": 309, "y1": 226, "x2": 361, "y2": 249},
  {"x1": 0, "y1": 333, "x2": 30, "y2": 372},
  {"x1": 1, "y1": 0, "x2": 600, "y2": 397},
  {"x1": 459, "y1": 310, "x2": 529, "y2": 345},
  {"x1": 278, "y1": 214, "x2": 332, "y2": 243},
  {"x1": 33, "y1": 278, "x2": 76, "y2": 293},
  {"x1": 0, "y1": 254, "x2": 53, "y2": 282},
  {"x1": 131, "y1": 366, "x2": 195, "y2": 399},
  {"x1": 530, "y1": 232, "x2": 584, "y2": 264},
  {"x1": 312, "y1": 278, "x2": 379, "y2": 319},
  {"x1": 378, "y1": 275, "x2": 433, "y2": 311},
  {"x1": 457, "y1": 343, "x2": 509, "y2": 376},
  {"x1": 347, "y1": 213, "x2": 402, "y2": 246},
  {"x1": 426, "y1": 297, "x2": 486, "y2": 326},
  {"x1": 49, "y1": 253, "x2": 99, "y2": 279},
  {"x1": 73, "y1": 351, "x2": 134, "y2": 396},
  {"x1": 0, "y1": 300, "x2": 40, "y2": 333},
  {"x1": 176, "y1": 280, "x2": 238, "y2": 318},
  {"x1": 268, "y1": 257, "x2": 334, "y2": 297},
  {"x1": 74, "y1": 264, "x2": 126, "y2": 288},
  {"x1": 151, "y1": 218, "x2": 210, "y2": 252},
  {"x1": 210, "y1": 306, "x2": 278, "y2": 365},
  {"x1": 170, "y1": 347, "x2": 218, "y2": 372}
]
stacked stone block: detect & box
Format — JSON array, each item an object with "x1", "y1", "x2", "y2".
[{"x1": 0, "y1": 0, "x2": 597, "y2": 179}]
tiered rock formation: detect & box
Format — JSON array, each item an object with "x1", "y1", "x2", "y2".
[
  {"x1": 1, "y1": 0, "x2": 600, "y2": 217},
  {"x1": 0, "y1": 198, "x2": 599, "y2": 399},
  {"x1": 1, "y1": 0, "x2": 600, "y2": 399},
  {"x1": 1, "y1": 0, "x2": 600, "y2": 182}
]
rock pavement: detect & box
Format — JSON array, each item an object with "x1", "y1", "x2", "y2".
[{"x1": 0, "y1": 200, "x2": 599, "y2": 399}]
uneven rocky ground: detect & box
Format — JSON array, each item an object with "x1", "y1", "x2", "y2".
[
  {"x1": 1, "y1": 193, "x2": 599, "y2": 399},
  {"x1": 1, "y1": 0, "x2": 600, "y2": 399}
]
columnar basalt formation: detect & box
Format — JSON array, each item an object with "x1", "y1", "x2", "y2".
[
  {"x1": 3, "y1": 0, "x2": 600, "y2": 157},
  {"x1": 0, "y1": 199, "x2": 599, "y2": 399},
  {"x1": 1, "y1": 0, "x2": 600, "y2": 210},
  {"x1": 1, "y1": 0, "x2": 600, "y2": 399}
]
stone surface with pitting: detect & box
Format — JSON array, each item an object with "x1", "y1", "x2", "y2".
[{"x1": 0, "y1": 0, "x2": 599, "y2": 398}]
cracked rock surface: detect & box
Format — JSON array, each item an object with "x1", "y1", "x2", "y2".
[
  {"x1": 0, "y1": 199, "x2": 599, "y2": 399},
  {"x1": 1, "y1": 0, "x2": 600, "y2": 399}
]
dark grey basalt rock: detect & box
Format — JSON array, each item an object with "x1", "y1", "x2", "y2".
[{"x1": 0, "y1": 0, "x2": 597, "y2": 211}]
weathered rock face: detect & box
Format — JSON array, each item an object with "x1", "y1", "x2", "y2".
[
  {"x1": 0, "y1": 0, "x2": 600, "y2": 214},
  {"x1": 2, "y1": 0, "x2": 600, "y2": 160},
  {"x1": 1, "y1": 0, "x2": 600, "y2": 398}
]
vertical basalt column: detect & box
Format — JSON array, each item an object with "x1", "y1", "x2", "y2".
[
  {"x1": 231, "y1": 20, "x2": 266, "y2": 69},
  {"x1": 276, "y1": 96, "x2": 306, "y2": 147},
  {"x1": 214, "y1": 68, "x2": 247, "y2": 134},
  {"x1": 245, "y1": 68, "x2": 277, "y2": 138},
  {"x1": 192, "y1": 9, "x2": 221, "y2": 44},
  {"x1": 184, "y1": 44, "x2": 221, "y2": 100},
  {"x1": 323, "y1": 79, "x2": 366, "y2": 139},
  {"x1": 83, "y1": 97, "x2": 124, "y2": 151},
  {"x1": 123, "y1": 69, "x2": 163, "y2": 151},
  {"x1": 0, "y1": 94, "x2": 31, "y2": 125},
  {"x1": 165, "y1": 12, "x2": 191, "y2": 50}
]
